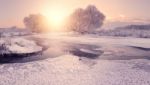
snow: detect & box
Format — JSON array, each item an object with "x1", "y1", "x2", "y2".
[
  {"x1": 0, "y1": 34, "x2": 150, "y2": 85},
  {"x1": 0, "y1": 38, "x2": 42, "y2": 54},
  {"x1": 80, "y1": 49, "x2": 98, "y2": 54},
  {"x1": 0, "y1": 55, "x2": 150, "y2": 85},
  {"x1": 0, "y1": 28, "x2": 31, "y2": 37}
]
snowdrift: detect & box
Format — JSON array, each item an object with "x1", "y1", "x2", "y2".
[{"x1": 0, "y1": 38, "x2": 43, "y2": 63}]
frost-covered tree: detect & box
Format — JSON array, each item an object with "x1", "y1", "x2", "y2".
[
  {"x1": 67, "y1": 5, "x2": 105, "y2": 33},
  {"x1": 23, "y1": 14, "x2": 48, "y2": 33}
]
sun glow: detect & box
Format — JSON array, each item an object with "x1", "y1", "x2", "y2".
[{"x1": 43, "y1": 8, "x2": 68, "y2": 31}]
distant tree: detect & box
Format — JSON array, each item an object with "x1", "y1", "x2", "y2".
[
  {"x1": 23, "y1": 14, "x2": 48, "y2": 33},
  {"x1": 67, "y1": 5, "x2": 105, "y2": 33},
  {"x1": 10, "y1": 26, "x2": 18, "y2": 29}
]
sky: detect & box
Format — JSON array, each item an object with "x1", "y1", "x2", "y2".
[{"x1": 0, "y1": 0, "x2": 150, "y2": 28}]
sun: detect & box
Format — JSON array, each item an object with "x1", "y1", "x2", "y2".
[
  {"x1": 43, "y1": 8, "x2": 68, "y2": 31},
  {"x1": 46, "y1": 11, "x2": 65, "y2": 26}
]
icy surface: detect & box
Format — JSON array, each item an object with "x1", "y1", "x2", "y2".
[{"x1": 0, "y1": 34, "x2": 150, "y2": 85}]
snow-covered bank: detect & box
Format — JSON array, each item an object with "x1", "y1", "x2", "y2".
[
  {"x1": 0, "y1": 38, "x2": 42, "y2": 54},
  {"x1": 0, "y1": 38, "x2": 43, "y2": 63},
  {"x1": 0, "y1": 55, "x2": 150, "y2": 85}
]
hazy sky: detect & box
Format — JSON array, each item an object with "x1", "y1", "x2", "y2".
[{"x1": 0, "y1": 0, "x2": 150, "y2": 28}]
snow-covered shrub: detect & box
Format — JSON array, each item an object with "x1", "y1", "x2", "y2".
[
  {"x1": 97, "y1": 24, "x2": 150, "y2": 38},
  {"x1": 67, "y1": 5, "x2": 105, "y2": 34},
  {"x1": 24, "y1": 14, "x2": 49, "y2": 33},
  {"x1": 0, "y1": 27, "x2": 31, "y2": 37}
]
